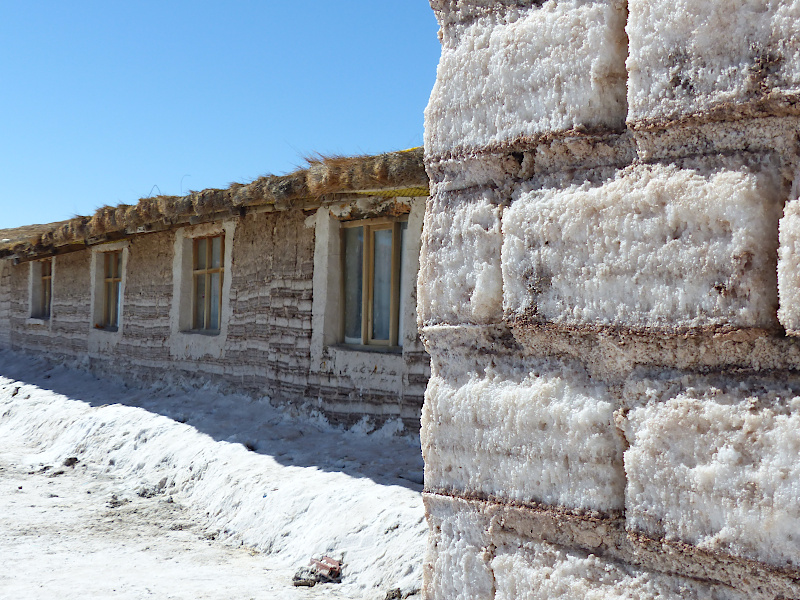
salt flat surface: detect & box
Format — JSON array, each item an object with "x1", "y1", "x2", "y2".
[{"x1": 0, "y1": 349, "x2": 426, "y2": 599}]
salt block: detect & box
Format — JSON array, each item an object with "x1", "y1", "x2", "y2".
[
  {"x1": 418, "y1": 190, "x2": 504, "y2": 326},
  {"x1": 778, "y1": 198, "x2": 800, "y2": 334},
  {"x1": 425, "y1": 0, "x2": 628, "y2": 157},
  {"x1": 502, "y1": 155, "x2": 783, "y2": 332},
  {"x1": 627, "y1": 0, "x2": 800, "y2": 125},
  {"x1": 621, "y1": 377, "x2": 800, "y2": 568},
  {"x1": 424, "y1": 495, "x2": 495, "y2": 600},
  {"x1": 421, "y1": 357, "x2": 625, "y2": 512},
  {"x1": 492, "y1": 540, "x2": 748, "y2": 600}
]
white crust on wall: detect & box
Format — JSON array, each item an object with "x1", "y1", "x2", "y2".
[
  {"x1": 425, "y1": 0, "x2": 628, "y2": 157},
  {"x1": 778, "y1": 197, "x2": 800, "y2": 333},
  {"x1": 418, "y1": 190, "x2": 504, "y2": 326},
  {"x1": 621, "y1": 377, "x2": 800, "y2": 569},
  {"x1": 502, "y1": 156, "x2": 783, "y2": 331},
  {"x1": 422, "y1": 358, "x2": 624, "y2": 512},
  {"x1": 627, "y1": 0, "x2": 800, "y2": 124}
]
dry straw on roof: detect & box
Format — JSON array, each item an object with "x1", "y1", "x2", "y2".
[{"x1": 1, "y1": 148, "x2": 427, "y2": 261}]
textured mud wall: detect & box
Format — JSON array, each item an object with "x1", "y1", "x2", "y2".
[
  {"x1": 420, "y1": 1, "x2": 800, "y2": 598},
  {"x1": 0, "y1": 261, "x2": 11, "y2": 348},
  {"x1": 9, "y1": 250, "x2": 91, "y2": 358},
  {"x1": 0, "y1": 208, "x2": 428, "y2": 428}
]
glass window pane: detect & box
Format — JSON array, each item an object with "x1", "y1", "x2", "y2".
[
  {"x1": 372, "y1": 228, "x2": 392, "y2": 341},
  {"x1": 211, "y1": 236, "x2": 222, "y2": 269},
  {"x1": 194, "y1": 274, "x2": 206, "y2": 329},
  {"x1": 105, "y1": 281, "x2": 114, "y2": 326},
  {"x1": 343, "y1": 227, "x2": 363, "y2": 343},
  {"x1": 42, "y1": 260, "x2": 51, "y2": 277},
  {"x1": 104, "y1": 253, "x2": 111, "y2": 278},
  {"x1": 43, "y1": 281, "x2": 51, "y2": 318},
  {"x1": 115, "y1": 251, "x2": 122, "y2": 279},
  {"x1": 209, "y1": 272, "x2": 221, "y2": 330},
  {"x1": 398, "y1": 223, "x2": 408, "y2": 347},
  {"x1": 114, "y1": 280, "x2": 122, "y2": 327},
  {"x1": 195, "y1": 239, "x2": 207, "y2": 270}
]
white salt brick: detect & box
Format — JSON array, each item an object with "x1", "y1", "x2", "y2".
[
  {"x1": 622, "y1": 379, "x2": 800, "y2": 568},
  {"x1": 425, "y1": 0, "x2": 628, "y2": 157},
  {"x1": 502, "y1": 157, "x2": 783, "y2": 331},
  {"x1": 421, "y1": 359, "x2": 624, "y2": 512},
  {"x1": 778, "y1": 198, "x2": 800, "y2": 333},
  {"x1": 627, "y1": 0, "x2": 800, "y2": 123},
  {"x1": 418, "y1": 191, "x2": 504, "y2": 326},
  {"x1": 492, "y1": 541, "x2": 747, "y2": 600},
  {"x1": 425, "y1": 497, "x2": 495, "y2": 600}
]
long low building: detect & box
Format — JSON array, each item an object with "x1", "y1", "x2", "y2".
[{"x1": 0, "y1": 148, "x2": 431, "y2": 431}]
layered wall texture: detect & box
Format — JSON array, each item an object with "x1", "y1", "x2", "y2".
[
  {"x1": 421, "y1": 0, "x2": 800, "y2": 597},
  {"x1": 0, "y1": 207, "x2": 429, "y2": 430}
]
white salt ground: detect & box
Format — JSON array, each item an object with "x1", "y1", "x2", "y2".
[{"x1": 0, "y1": 349, "x2": 426, "y2": 600}]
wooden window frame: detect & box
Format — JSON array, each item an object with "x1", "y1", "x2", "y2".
[
  {"x1": 101, "y1": 251, "x2": 122, "y2": 329},
  {"x1": 192, "y1": 234, "x2": 225, "y2": 332},
  {"x1": 340, "y1": 217, "x2": 406, "y2": 348},
  {"x1": 40, "y1": 258, "x2": 52, "y2": 319}
]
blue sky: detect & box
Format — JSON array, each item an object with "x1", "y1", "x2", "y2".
[{"x1": 1, "y1": 2, "x2": 441, "y2": 229}]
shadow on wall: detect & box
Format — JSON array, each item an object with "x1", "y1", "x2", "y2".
[{"x1": 0, "y1": 348, "x2": 424, "y2": 492}]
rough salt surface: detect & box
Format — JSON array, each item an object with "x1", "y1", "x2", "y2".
[
  {"x1": 424, "y1": 497, "x2": 495, "y2": 600},
  {"x1": 492, "y1": 541, "x2": 747, "y2": 600},
  {"x1": 778, "y1": 198, "x2": 800, "y2": 333},
  {"x1": 502, "y1": 158, "x2": 783, "y2": 331},
  {"x1": 622, "y1": 379, "x2": 800, "y2": 568},
  {"x1": 627, "y1": 0, "x2": 800, "y2": 123},
  {"x1": 425, "y1": 0, "x2": 627, "y2": 157},
  {"x1": 421, "y1": 359, "x2": 624, "y2": 512},
  {"x1": 0, "y1": 349, "x2": 426, "y2": 599},
  {"x1": 417, "y1": 190, "x2": 504, "y2": 326}
]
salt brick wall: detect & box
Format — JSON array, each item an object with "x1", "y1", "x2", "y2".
[
  {"x1": 0, "y1": 208, "x2": 428, "y2": 429},
  {"x1": 421, "y1": 0, "x2": 800, "y2": 598}
]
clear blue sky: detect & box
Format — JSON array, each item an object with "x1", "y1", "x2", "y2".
[{"x1": 0, "y1": 2, "x2": 441, "y2": 229}]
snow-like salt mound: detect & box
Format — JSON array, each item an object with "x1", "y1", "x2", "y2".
[{"x1": 0, "y1": 349, "x2": 426, "y2": 599}]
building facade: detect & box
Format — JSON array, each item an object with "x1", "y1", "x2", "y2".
[{"x1": 0, "y1": 150, "x2": 431, "y2": 431}]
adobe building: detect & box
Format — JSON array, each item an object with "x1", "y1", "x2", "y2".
[
  {"x1": 0, "y1": 150, "x2": 430, "y2": 431},
  {"x1": 420, "y1": 0, "x2": 800, "y2": 598}
]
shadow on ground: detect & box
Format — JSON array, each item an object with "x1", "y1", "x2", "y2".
[{"x1": 0, "y1": 349, "x2": 424, "y2": 492}]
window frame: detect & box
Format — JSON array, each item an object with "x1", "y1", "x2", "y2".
[
  {"x1": 191, "y1": 234, "x2": 225, "y2": 332},
  {"x1": 40, "y1": 258, "x2": 52, "y2": 319},
  {"x1": 30, "y1": 258, "x2": 53, "y2": 320},
  {"x1": 101, "y1": 250, "x2": 123, "y2": 330},
  {"x1": 340, "y1": 216, "x2": 407, "y2": 348}
]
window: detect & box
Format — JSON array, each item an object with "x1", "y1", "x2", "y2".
[
  {"x1": 341, "y1": 218, "x2": 408, "y2": 347},
  {"x1": 192, "y1": 235, "x2": 224, "y2": 331},
  {"x1": 101, "y1": 251, "x2": 123, "y2": 329},
  {"x1": 89, "y1": 243, "x2": 127, "y2": 350},
  {"x1": 30, "y1": 258, "x2": 53, "y2": 319}
]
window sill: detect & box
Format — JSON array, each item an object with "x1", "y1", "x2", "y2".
[
  {"x1": 26, "y1": 317, "x2": 50, "y2": 325},
  {"x1": 332, "y1": 343, "x2": 402, "y2": 355},
  {"x1": 94, "y1": 325, "x2": 119, "y2": 333},
  {"x1": 181, "y1": 329, "x2": 221, "y2": 337}
]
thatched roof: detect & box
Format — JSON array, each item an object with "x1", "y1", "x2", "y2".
[{"x1": 1, "y1": 148, "x2": 428, "y2": 263}]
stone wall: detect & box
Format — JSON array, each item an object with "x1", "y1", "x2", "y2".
[
  {"x1": 0, "y1": 206, "x2": 429, "y2": 431},
  {"x1": 420, "y1": 1, "x2": 800, "y2": 597}
]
